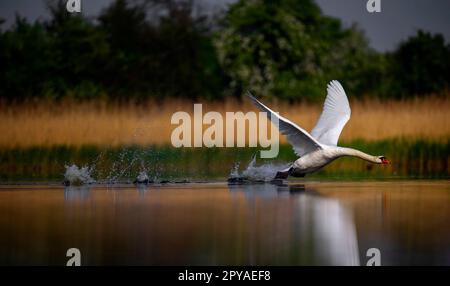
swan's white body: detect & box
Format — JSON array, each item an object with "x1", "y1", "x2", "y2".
[{"x1": 248, "y1": 80, "x2": 390, "y2": 178}]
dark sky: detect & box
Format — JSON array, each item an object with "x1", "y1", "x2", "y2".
[{"x1": 1, "y1": 0, "x2": 449, "y2": 51}]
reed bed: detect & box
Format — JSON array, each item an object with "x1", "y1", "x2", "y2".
[{"x1": 0, "y1": 96, "x2": 449, "y2": 148}]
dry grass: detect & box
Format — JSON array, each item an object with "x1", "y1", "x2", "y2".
[{"x1": 0, "y1": 96, "x2": 449, "y2": 149}]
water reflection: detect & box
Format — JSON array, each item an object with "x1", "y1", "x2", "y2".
[
  {"x1": 136, "y1": 184, "x2": 150, "y2": 197},
  {"x1": 64, "y1": 186, "x2": 92, "y2": 201},
  {"x1": 228, "y1": 182, "x2": 307, "y2": 196},
  {"x1": 0, "y1": 181, "x2": 448, "y2": 265},
  {"x1": 228, "y1": 183, "x2": 360, "y2": 266},
  {"x1": 229, "y1": 182, "x2": 287, "y2": 198}
]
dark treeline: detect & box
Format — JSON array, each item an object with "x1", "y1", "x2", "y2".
[{"x1": 0, "y1": 0, "x2": 449, "y2": 102}]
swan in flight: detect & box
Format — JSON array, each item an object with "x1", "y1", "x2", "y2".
[{"x1": 248, "y1": 80, "x2": 390, "y2": 179}]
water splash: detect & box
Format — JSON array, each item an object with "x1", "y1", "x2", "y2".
[
  {"x1": 230, "y1": 155, "x2": 290, "y2": 182},
  {"x1": 134, "y1": 171, "x2": 151, "y2": 184},
  {"x1": 61, "y1": 120, "x2": 161, "y2": 185},
  {"x1": 63, "y1": 164, "x2": 95, "y2": 186},
  {"x1": 229, "y1": 162, "x2": 240, "y2": 179},
  {"x1": 105, "y1": 147, "x2": 141, "y2": 183},
  {"x1": 63, "y1": 146, "x2": 168, "y2": 185}
]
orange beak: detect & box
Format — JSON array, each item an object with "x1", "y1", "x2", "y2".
[{"x1": 381, "y1": 158, "x2": 391, "y2": 164}]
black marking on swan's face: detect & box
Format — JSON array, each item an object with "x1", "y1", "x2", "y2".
[{"x1": 378, "y1": 156, "x2": 391, "y2": 164}]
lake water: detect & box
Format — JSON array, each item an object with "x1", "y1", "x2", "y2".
[{"x1": 0, "y1": 180, "x2": 449, "y2": 266}]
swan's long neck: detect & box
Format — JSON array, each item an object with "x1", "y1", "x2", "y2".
[{"x1": 338, "y1": 147, "x2": 378, "y2": 163}]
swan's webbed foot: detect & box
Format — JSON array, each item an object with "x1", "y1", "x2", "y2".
[
  {"x1": 274, "y1": 171, "x2": 289, "y2": 179},
  {"x1": 275, "y1": 167, "x2": 293, "y2": 179}
]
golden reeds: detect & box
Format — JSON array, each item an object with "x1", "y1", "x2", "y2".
[{"x1": 0, "y1": 96, "x2": 449, "y2": 149}]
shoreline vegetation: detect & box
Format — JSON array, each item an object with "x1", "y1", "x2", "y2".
[
  {"x1": 1, "y1": 96, "x2": 448, "y2": 180},
  {"x1": 0, "y1": 139, "x2": 448, "y2": 181},
  {"x1": 0, "y1": 96, "x2": 449, "y2": 149}
]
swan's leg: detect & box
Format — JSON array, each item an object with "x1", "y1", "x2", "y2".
[{"x1": 275, "y1": 167, "x2": 292, "y2": 179}]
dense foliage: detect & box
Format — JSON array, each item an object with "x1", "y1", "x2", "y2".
[
  {"x1": 388, "y1": 31, "x2": 450, "y2": 97},
  {"x1": 215, "y1": 0, "x2": 381, "y2": 100},
  {"x1": 0, "y1": 0, "x2": 449, "y2": 102}
]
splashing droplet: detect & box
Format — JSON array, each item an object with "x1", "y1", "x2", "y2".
[
  {"x1": 229, "y1": 155, "x2": 290, "y2": 182},
  {"x1": 229, "y1": 162, "x2": 241, "y2": 179},
  {"x1": 134, "y1": 171, "x2": 151, "y2": 184},
  {"x1": 63, "y1": 164, "x2": 95, "y2": 186}
]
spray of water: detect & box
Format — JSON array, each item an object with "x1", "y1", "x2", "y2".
[
  {"x1": 63, "y1": 124, "x2": 164, "y2": 185},
  {"x1": 134, "y1": 171, "x2": 150, "y2": 184},
  {"x1": 229, "y1": 155, "x2": 291, "y2": 182},
  {"x1": 63, "y1": 164, "x2": 95, "y2": 186},
  {"x1": 229, "y1": 162, "x2": 241, "y2": 179},
  {"x1": 63, "y1": 124, "x2": 290, "y2": 185}
]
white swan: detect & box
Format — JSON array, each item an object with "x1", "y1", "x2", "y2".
[{"x1": 248, "y1": 80, "x2": 391, "y2": 179}]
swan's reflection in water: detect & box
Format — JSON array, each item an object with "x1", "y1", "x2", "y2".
[
  {"x1": 60, "y1": 183, "x2": 359, "y2": 265},
  {"x1": 229, "y1": 183, "x2": 360, "y2": 266},
  {"x1": 2, "y1": 181, "x2": 448, "y2": 265}
]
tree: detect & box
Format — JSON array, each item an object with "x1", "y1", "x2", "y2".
[
  {"x1": 45, "y1": 0, "x2": 110, "y2": 99},
  {"x1": 98, "y1": 0, "x2": 225, "y2": 100},
  {"x1": 0, "y1": 16, "x2": 54, "y2": 100},
  {"x1": 214, "y1": 0, "x2": 380, "y2": 101},
  {"x1": 389, "y1": 30, "x2": 450, "y2": 97}
]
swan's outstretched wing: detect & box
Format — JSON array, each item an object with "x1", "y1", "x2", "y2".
[
  {"x1": 310, "y1": 80, "x2": 351, "y2": 146},
  {"x1": 247, "y1": 92, "x2": 322, "y2": 157}
]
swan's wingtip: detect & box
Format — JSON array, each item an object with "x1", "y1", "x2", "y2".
[
  {"x1": 328, "y1": 80, "x2": 343, "y2": 89},
  {"x1": 246, "y1": 90, "x2": 256, "y2": 99}
]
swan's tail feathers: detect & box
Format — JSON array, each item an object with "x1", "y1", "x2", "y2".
[{"x1": 274, "y1": 167, "x2": 293, "y2": 179}]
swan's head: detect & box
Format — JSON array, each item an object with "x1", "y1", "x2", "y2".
[{"x1": 377, "y1": 156, "x2": 391, "y2": 164}]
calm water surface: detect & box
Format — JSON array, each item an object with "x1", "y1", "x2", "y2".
[{"x1": 0, "y1": 180, "x2": 449, "y2": 265}]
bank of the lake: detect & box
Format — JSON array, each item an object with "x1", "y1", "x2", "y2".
[{"x1": 0, "y1": 139, "x2": 448, "y2": 182}]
